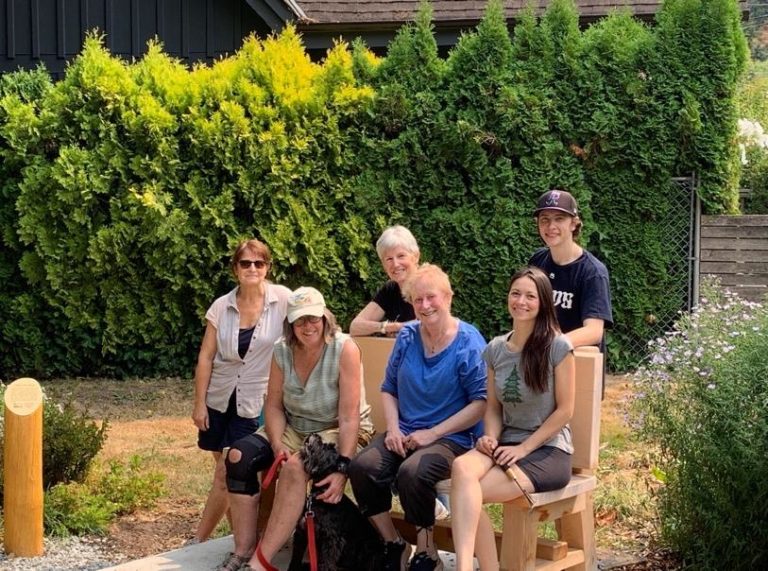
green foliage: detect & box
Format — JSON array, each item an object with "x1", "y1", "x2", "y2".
[
  {"x1": 94, "y1": 456, "x2": 165, "y2": 513},
  {"x1": 2, "y1": 29, "x2": 375, "y2": 378},
  {"x1": 42, "y1": 399, "x2": 109, "y2": 489},
  {"x1": 44, "y1": 455, "x2": 164, "y2": 536},
  {"x1": 737, "y1": 61, "x2": 768, "y2": 213},
  {"x1": 632, "y1": 278, "x2": 768, "y2": 569},
  {"x1": 654, "y1": 0, "x2": 747, "y2": 212},
  {"x1": 44, "y1": 482, "x2": 116, "y2": 536},
  {"x1": 0, "y1": 384, "x2": 107, "y2": 499},
  {"x1": 0, "y1": 1, "x2": 748, "y2": 375}
]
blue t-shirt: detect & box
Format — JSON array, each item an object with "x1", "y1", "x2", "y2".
[
  {"x1": 381, "y1": 321, "x2": 487, "y2": 449},
  {"x1": 528, "y1": 248, "x2": 613, "y2": 352}
]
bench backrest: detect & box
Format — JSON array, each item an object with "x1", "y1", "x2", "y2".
[
  {"x1": 570, "y1": 346, "x2": 602, "y2": 472},
  {"x1": 355, "y1": 336, "x2": 396, "y2": 434},
  {"x1": 355, "y1": 337, "x2": 602, "y2": 472}
]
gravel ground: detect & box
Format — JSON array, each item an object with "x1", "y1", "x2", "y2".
[{"x1": 0, "y1": 536, "x2": 127, "y2": 571}]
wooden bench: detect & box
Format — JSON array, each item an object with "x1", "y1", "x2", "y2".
[{"x1": 356, "y1": 336, "x2": 602, "y2": 571}]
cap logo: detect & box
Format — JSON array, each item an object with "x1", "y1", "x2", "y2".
[
  {"x1": 290, "y1": 292, "x2": 314, "y2": 306},
  {"x1": 546, "y1": 191, "x2": 562, "y2": 207}
]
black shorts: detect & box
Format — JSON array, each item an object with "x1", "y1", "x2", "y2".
[
  {"x1": 508, "y1": 445, "x2": 572, "y2": 493},
  {"x1": 198, "y1": 392, "x2": 260, "y2": 452}
]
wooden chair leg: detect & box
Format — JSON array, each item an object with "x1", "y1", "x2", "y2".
[
  {"x1": 556, "y1": 492, "x2": 596, "y2": 571},
  {"x1": 500, "y1": 503, "x2": 540, "y2": 571}
]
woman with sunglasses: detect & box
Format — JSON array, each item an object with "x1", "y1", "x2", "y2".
[
  {"x1": 190, "y1": 239, "x2": 291, "y2": 546},
  {"x1": 220, "y1": 287, "x2": 374, "y2": 571}
]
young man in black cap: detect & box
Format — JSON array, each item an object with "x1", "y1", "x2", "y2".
[{"x1": 528, "y1": 189, "x2": 613, "y2": 355}]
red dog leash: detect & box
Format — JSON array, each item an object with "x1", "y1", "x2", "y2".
[
  {"x1": 262, "y1": 451, "x2": 288, "y2": 489},
  {"x1": 253, "y1": 451, "x2": 289, "y2": 571},
  {"x1": 306, "y1": 498, "x2": 318, "y2": 571}
]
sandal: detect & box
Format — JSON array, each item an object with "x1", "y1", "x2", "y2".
[{"x1": 216, "y1": 551, "x2": 249, "y2": 571}]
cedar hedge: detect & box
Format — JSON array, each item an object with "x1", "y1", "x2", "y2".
[{"x1": 0, "y1": 0, "x2": 746, "y2": 377}]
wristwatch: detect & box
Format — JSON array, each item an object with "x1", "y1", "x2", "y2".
[
  {"x1": 336, "y1": 455, "x2": 351, "y2": 476},
  {"x1": 380, "y1": 320, "x2": 388, "y2": 335}
]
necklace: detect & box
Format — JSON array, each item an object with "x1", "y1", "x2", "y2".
[{"x1": 422, "y1": 320, "x2": 452, "y2": 355}]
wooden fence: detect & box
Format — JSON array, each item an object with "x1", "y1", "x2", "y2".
[{"x1": 700, "y1": 215, "x2": 768, "y2": 302}]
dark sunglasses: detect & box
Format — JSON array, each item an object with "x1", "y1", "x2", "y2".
[{"x1": 238, "y1": 259, "x2": 269, "y2": 269}]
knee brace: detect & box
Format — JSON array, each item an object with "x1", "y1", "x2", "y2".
[{"x1": 225, "y1": 434, "x2": 274, "y2": 495}]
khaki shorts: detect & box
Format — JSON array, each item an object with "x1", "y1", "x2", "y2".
[{"x1": 256, "y1": 423, "x2": 374, "y2": 455}]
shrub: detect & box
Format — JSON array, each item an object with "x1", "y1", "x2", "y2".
[
  {"x1": 0, "y1": 0, "x2": 749, "y2": 376},
  {"x1": 0, "y1": 384, "x2": 108, "y2": 499},
  {"x1": 42, "y1": 399, "x2": 109, "y2": 489},
  {"x1": 44, "y1": 455, "x2": 164, "y2": 537},
  {"x1": 737, "y1": 62, "x2": 768, "y2": 214},
  {"x1": 95, "y1": 456, "x2": 165, "y2": 513},
  {"x1": 631, "y1": 277, "x2": 768, "y2": 569},
  {"x1": 44, "y1": 482, "x2": 117, "y2": 536}
]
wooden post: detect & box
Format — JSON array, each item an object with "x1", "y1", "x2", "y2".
[{"x1": 3, "y1": 377, "x2": 44, "y2": 557}]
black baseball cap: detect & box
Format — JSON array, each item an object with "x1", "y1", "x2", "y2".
[{"x1": 534, "y1": 190, "x2": 578, "y2": 217}]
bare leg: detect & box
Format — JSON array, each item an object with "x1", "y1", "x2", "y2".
[
  {"x1": 474, "y1": 510, "x2": 500, "y2": 571},
  {"x1": 247, "y1": 453, "x2": 308, "y2": 570},
  {"x1": 475, "y1": 465, "x2": 535, "y2": 571},
  {"x1": 370, "y1": 512, "x2": 401, "y2": 543},
  {"x1": 416, "y1": 526, "x2": 438, "y2": 557},
  {"x1": 225, "y1": 448, "x2": 260, "y2": 557},
  {"x1": 195, "y1": 451, "x2": 229, "y2": 541},
  {"x1": 451, "y1": 450, "x2": 495, "y2": 571}
]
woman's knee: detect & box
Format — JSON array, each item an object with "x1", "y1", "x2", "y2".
[
  {"x1": 451, "y1": 451, "x2": 485, "y2": 481},
  {"x1": 225, "y1": 435, "x2": 273, "y2": 495},
  {"x1": 280, "y1": 453, "x2": 308, "y2": 483}
]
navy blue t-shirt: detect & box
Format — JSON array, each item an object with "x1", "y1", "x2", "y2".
[{"x1": 528, "y1": 248, "x2": 613, "y2": 352}]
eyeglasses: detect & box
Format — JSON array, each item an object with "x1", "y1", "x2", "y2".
[
  {"x1": 294, "y1": 315, "x2": 323, "y2": 327},
  {"x1": 238, "y1": 259, "x2": 269, "y2": 270}
]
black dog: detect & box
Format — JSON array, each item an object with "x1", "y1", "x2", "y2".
[{"x1": 287, "y1": 434, "x2": 384, "y2": 571}]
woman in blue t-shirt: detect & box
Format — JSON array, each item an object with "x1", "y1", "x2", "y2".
[
  {"x1": 449, "y1": 267, "x2": 576, "y2": 571},
  {"x1": 349, "y1": 264, "x2": 487, "y2": 571}
]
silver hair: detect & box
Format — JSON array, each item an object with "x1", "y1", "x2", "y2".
[{"x1": 375, "y1": 225, "x2": 420, "y2": 259}]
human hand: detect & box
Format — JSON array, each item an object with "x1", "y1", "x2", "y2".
[
  {"x1": 315, "y1": 472, "x2": 348, "y2": 504},
  {"x1": 271, "y1": 443, "x2": 288, "y2": 459},
  {"x1": 384, "y1": 428, "x2": 408, "y2": 457},
  {"x1": 476, "y1": 435, "x2": 498, "y2": 456},
  {"x1": 192, "y1": 403, "x2": 209, "y2": 431},
  {"x1": 387, "y1": 322, "x2": 404, "y2": 337},
  {"x1": 406, "y1": 428, "x2": 438, "y2": 450},
  {"x1": 492, "y1": 444, "x2": 529, "y2": 469}
]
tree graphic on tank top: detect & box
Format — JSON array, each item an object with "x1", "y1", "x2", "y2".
[{"x1": 502, "y1": 366, "x2": 523, "y2": 404}]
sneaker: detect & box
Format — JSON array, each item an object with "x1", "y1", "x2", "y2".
[
  {"x1": 408, "y1": 551, "x2": 443, "y2": 571},
  {"x1": 216, "y1": 552, "x2": 249, "y2": 571},
  {"x1": 382, "y1": 538, "x2": 412, "y2": 571}
]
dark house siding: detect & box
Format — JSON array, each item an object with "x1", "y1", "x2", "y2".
[
  {"x1": 2, "y1": 0, "x2": 751, "y2": 77},
  {"x1": 1, "y1": 0, "x2": 272, "y2": 78}
]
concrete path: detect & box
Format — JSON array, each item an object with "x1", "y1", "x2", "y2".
[{"x1": 100, "y1": 535, "x2": 461, "y2": 570}]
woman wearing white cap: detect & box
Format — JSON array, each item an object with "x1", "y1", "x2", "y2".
[{"x1": 217, "y1": 287, "x2": 374, "y2": 571}]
